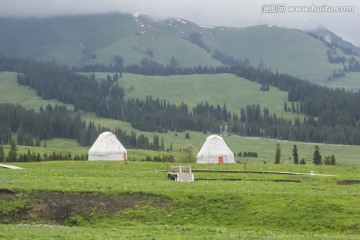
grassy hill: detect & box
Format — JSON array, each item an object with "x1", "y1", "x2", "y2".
[
  {"x1": 326, "y1": 72, "x2": 360, "y2": 90},
  {"x1": 0, "y1": 14, "x2": 219, "y2": 68},
  {"x1": 206, "y1": 25, "x2": 342, "y2": 84},
  {"x1": 0, "y1": 72, "x2": 72, "y2": 110},
  {"x1": 1, "y1": 13, "x2": 359, "y2": 88},
  {"x1": 95, "y1": 72, "x2": 296, "y2": 118}
]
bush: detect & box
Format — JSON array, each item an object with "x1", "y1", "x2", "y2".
[
  {"x1": 324, "y1": 155, "x2": 336, "y2": 165},
  {"x1": 142, "y1": 155, "x2": 175, "y2": 162},
  {"x1": 65, "y1": 214, "x2": 88, "y2": 226},
  {"x1": 242, "y1": 152, "x2": 258, "y2": 158}
]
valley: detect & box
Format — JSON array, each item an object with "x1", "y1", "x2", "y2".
[{"x1": 0, "y1": 12, "x2": 359, "y2": 239}]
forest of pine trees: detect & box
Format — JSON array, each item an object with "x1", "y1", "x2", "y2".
[
  {"x1": 2, "y1": 56, "x2": 360, "y2": 145},
  {"x1": 0, "y1": 102, "x2": 162, "y2": 150}
]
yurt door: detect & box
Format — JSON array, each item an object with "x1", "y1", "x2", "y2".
[
  {"x1": 123, "y1": 153, "x2": 127, "y2": 160},
  {"x1": 218, "y1": 156, "x2": 224, "y2": 165}
]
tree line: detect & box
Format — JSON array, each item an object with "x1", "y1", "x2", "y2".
[
  {"x1": 0, "y1": 103, "x2": 163, "y2": 151},
  {"x1": 0, "y1": 141, "x2": 88, "y2": 163},
  {"x1": 1, "y1": 57, "x2": 232, "y2": 133},
  {"x1": 3, "y1": 56, "x2": 360, "y2": 145}
]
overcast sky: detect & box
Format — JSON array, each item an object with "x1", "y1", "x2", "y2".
[{"x1": 1, "y1": 0, "x2": 360, "y2": 46}]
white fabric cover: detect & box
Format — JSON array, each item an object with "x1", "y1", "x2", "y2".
[
  {"x1": 88, "y1": 131, "x2": 127, "y2": 161},
  {"x1": 196, "y1": 135, "x2": 235, "y2": 164}
]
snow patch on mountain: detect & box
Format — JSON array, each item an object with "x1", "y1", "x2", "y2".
[
  {"x1": 132, "y1": 12, "x2": 140, "y2": 18},
  {"x1": 176, "y1": 19, "x2": 187, "y2": 24},
  {"x1": 198, "y1": 24, "x2": 215, "y2": 29}
]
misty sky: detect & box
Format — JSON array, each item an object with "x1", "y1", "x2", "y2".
[{"x1": 1, "y1": 0, "x2": 360, "y2": 46}]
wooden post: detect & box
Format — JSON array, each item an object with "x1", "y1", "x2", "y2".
[{"x1": 243, "y1": 162, "x2": 247, "y2": 171}]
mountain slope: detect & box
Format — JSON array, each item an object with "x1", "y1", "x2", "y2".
[
  {"x1": 0, "y1": 71, "x2": 72, "y2": 110},
  {"x1": 308, "y1": 27, "x2": 360, "y2": 56},
  {"x1": 0, "y1": 13, "x2": 359, "y2": 87},
  {"x1": 0, "y1": 14, "x2": 219, "y2": 67},
  {"x1": 205, "y1": 25, "x2": 340, "y2": 84}
]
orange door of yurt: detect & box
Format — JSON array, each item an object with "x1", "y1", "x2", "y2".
[{"x1": 218, "y1": 156, "x2": 224, "y2": 165}]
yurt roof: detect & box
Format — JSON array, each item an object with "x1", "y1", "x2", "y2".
[
  {"x1": 197, "y1": 135, "x2": 233, "y2": 157},
  {"x1": 89, "y1": 131, "x2": 126, "y2": 155}
]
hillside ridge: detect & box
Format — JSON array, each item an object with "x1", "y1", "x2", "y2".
[{"x1": 1, "y1": 13, "x2": 360, "y2": 88}]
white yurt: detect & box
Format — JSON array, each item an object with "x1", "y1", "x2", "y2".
[
  {"x1": 196, "y1": 135, "x2": 235, "y2": 164},
  {"x1": 88, "y1": 131, "x2": 127, "y2": 161}
]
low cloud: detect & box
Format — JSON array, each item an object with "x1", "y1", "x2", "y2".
[{"x1": 1, "y1": 0, "x2": 359, "y2": 45}]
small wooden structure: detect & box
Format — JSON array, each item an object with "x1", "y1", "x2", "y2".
[{"x1": 167, "y1": 166, "x2": 194, "y2": 182}]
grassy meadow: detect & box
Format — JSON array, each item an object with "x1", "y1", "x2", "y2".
[
  {"x1": 2, "y1": 71, "x2": 295, "y2": 118},
  {"x1": 0, "y1": 69, "x2": 360, "y2": 239},
  {"x1": 0, "y1": 161, "x2": 359, "y2": 239},
  {"x1": 95, "y1": 72, "x2": 298, "y2": 119},
  {"x1": 0, "y1": 72, "x2": 73, "y2": 110},
  {"x1": 326, "y1": 72, "x2": 360, "y2": 90}
]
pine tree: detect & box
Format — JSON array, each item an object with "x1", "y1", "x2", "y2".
[
  {"x1": 313, "y1": 145, "x2": 322, "y2": 165},
  {"x1": 275, "y1": 143, "x2": 281, "y2": 164},
  {"x1": 160, "y1": 137, "x2": 165, "y2": 151},
  {"x1": 324, "y1": 156, "x2": 331, "y2": 165},
  {"x1": 35, "y1": 138, "x2": 41, "y2": 147},
  {"x1": 331, "y1": 155, "x2": 336, "y2": 165},
  {"x1": 291, "y1": 102, "x2": 295, "y2": 113},
  {"x1": 0, "y1": 145, "x2": 5, "y2": 163},
  {"x1": 170, "y1": 56, "x2": 178, "y2": 68},
  {"x1": 292, "y1": 144, "x2": 299, "y2": 164},
  {"x1": 8, "y1": 139, "x2": 17, "y2": 162},
  {"x1": 152, "y1": 134, "x2": 160, "y2": 150}
]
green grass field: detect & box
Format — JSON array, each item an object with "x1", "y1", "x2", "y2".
[
  {"x1": 326, "y1": 72, "x2": 360, "y2": 90},
  {"x1": 1, "y1": 70, "x2": 296, "y2": 119},
  {"x1": 0, "y1": 161, "x2": 359, "y2": 239},
  {"x1": 97, "y1": 72, "x2": 298, "y2": 119},
  {"x1": 0, "y1": 72, "x2": 73, "y2": 110}
]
